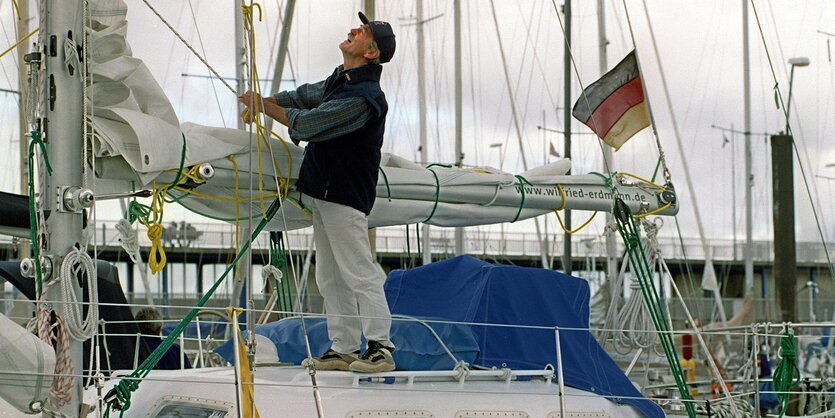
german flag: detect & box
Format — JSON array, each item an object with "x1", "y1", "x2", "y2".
[{"x1": 572, "y1": 50, "x2": 650, "y2": 150}]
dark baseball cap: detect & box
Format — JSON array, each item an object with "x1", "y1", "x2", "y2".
[{"x1": 358, "y1": 12, "x2": 396, "y2": 63}]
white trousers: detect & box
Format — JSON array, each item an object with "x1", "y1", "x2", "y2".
[{"x1": 311, "y1": 198, "x2": 393, "y2": 353}]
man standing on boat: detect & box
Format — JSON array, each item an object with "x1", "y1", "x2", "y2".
[{"x1": 238, "y1": 12, "x2": 396, "y2": 373}]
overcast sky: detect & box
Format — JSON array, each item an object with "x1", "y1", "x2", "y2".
[{"x1": 0, "y1": 0, "x2": 834, "y2": 246}]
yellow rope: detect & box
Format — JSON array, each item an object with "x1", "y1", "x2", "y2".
[
  {"x1": 552, "y1": 208, "x2": 599, "y2": 235},
  {"x1": 11, "y1": 0, "x2": 21, "y2": 21},
  {"x1": 240, "y1": 3, "x2": 262, "y2": 29},
  {"x1": 634, "y1": 201, "x2": 673, "y2": 219},
  {"x1": 552, "y1": 175, "x2": 670, "y2": 231},
  {"x1": 172, "y1": 187, "x2": 282, "y2": 203},
  {"x1": 268, "y1": 129, "x2": 293, "y2": 197},
  {"x1": 145, "y1": 180, "x2": 167, "y2": 274},
  {"x1": 552, "y1": 183, "x2": 598, "y2": 234},
  {"x1": 618, "y1": 171, "x2": 666, "y2": 190},
  {"x1": 240, "y1": 3, "x2": 270, "y2": 218},
  {"x1": 239, "y1": 2, "x2": 297, "y2": 211},
  {"x1": 146, "y1": 222, "x2": 165, "y2": 273},
  {"x1": 555, "y1": 183, "x2": 568, "y2": 211},
  {"x1": 0, "y1": 28, "x2": 37, "y2": 60},
  {"x1": 163, "y1": 164, "x2": 205, "y2": 184}
]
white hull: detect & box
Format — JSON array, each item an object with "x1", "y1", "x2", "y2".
[{"x1": 91, "y1": 367, "x2": 648, "y2": 418}]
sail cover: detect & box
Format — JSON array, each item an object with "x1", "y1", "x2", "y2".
[{"x1": 384, "y1": 255, "x2": 664, "y2": 418}]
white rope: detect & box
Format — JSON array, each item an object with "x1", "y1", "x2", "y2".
[
  {"x1": 261, "y1": 264, "x2": 283, "y2": 292},
  {"x1": 59, "y1": 246, "x2": 98, "y2": 341},
  {"x1": 598, "y1": 221, "x2": 660, "y2": 355},
  {"x1": 699, "y1": 397, "x2": 754, "y2": 418},
  {"x1": 599, "y1": 219, "x2": 684, "y2": 359},
  {"x1": 27, "y1": 279, "x2": 75, "y2": 410},
  {"x1": 610, "y1": 277, "x2": 658, "y2": 354},
  {"x1": 115, "y1": 219, "x2": 141, "y2": 263},
  {"x1": 63, "y1": 36, "x2": 80, "y2": 78},
  {"x1": 115, "y1": 219, "x2": 155, "y2": 306}
]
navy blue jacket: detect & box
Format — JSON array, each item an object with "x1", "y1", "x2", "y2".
[
  {"x1": 143, "y1": 337, "x2": 192, "y2": 370},
  {"x1": 295, "y1": 64, "x2": 388, "y2": 215}
]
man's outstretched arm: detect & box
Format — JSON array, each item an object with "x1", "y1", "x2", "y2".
[
  {"x1": 238, "y1": 91, "x2": 290, "y2": 127},
  {"x1": 239, "y1": 90, "x2": 372, "y2": 144}
]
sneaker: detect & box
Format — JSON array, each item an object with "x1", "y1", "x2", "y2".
[
  {"x1": 349, "y1": 341, "x2": 396, "y2": 373},
  {"x1": 302, "y1": 349, "x2": 360, "y2": 371}
]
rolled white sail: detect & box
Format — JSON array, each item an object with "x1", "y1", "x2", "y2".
[{"x1": 0, "y1": 314, "x2": 55, "y2": 414}]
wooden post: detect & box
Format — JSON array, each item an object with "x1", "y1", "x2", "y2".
[{"x1": 771, "y1": 134, "x2": 796, "y2": 323}]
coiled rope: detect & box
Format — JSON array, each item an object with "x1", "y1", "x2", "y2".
[
  {"x1": 774, "y1": 329, "x2": 802, "y2": 418},
  {"x1": 59, "y1": 244, "x2": 99, "y2": 341},
  {"x1": 28, "y1": 279, "x2": 74, "y2": 409}
]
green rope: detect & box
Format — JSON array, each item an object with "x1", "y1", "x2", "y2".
[
  {"x1": 511, "y1": 175, "x2": 531, "y2": 223},
  {"x1": 269, "y1": 234, "x2": 292, "y2": 318},
  {"x1": 423, "y1": 167, "x2": 441, "y2": 223},
  {"x1": 104, "y1": 199, "x2": 281, "y2": 416},
  {"x1": 277, "y1": 238, "x2": 292, "y2": 317},
  {"x1": 773, "y1": 329, "x2": 801, "y2": 418},
  {"x1": 123, "y1": 134, "x2": 188, "y2": 226},
  {"x1": 651, "y1": 157, "x2": 662, "y2": 183},
  {"x1": 405, "y1": 225, "x2": 411, "y2": 266},
  {"x1": 773, "y1": 83, "x2": 781, "y2": 109},
  {"x1": 588, "y1": 171, "x2": 614, "y2": 188},
  {"x1": 27, "y1": 131, "x2": 52, "y2": 297},
  {"x1": 167, "y1": 133, "x2": 188, "y2": 188},
  {"x1": 612, "y1": 198, "x2": 696, "y2": 418},
  {"x1": 378, "y1": 167, "x2": 392, "y2": 202},
  {"x1": 415, "y1": 223, "x2": 421, "y2": 256},
  {"x1": 125, "y1": 201, "x2": 151, "y2": 224}
]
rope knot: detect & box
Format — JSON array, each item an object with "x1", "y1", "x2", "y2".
[
  {"x1": 147, "y1": 223, "x2": 162, "y2": 240},
  {"x1": 147, "y1": 223, "x2": 166, "y2": 274}
]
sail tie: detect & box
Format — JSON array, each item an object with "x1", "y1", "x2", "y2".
[
  {"x1": 510, "y1": 175, "x2": 530, "y2": 223},
  {"x1": 422, "y1": 164, "x2": 447, "y2": 223}
]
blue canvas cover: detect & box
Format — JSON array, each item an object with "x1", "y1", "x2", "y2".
[
  {"x1": 384, "y1": 255, "x2": 663, "y2": 418},
  {"x1": 214, "y1": 316, "x2": 479, "y2": 371}
]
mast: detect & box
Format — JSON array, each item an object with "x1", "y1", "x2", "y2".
[
  {"x1": 365, "y1": 0, "x2": 378, "y2": 261},
  {"x1": 264, "y1": 0, "x2": 296, "y2": 133},
  {"x1": 597, "y1": 0, "x2": 616, "y2": 283},
  {"x1": 453, "y1": 0, "x2": 464, "y2": 255},
  {"x1": 42, "y1": 0, "x2": 86, "y2": 413},
  {"x1": 417, "y1": 0, "x2": 430, "y2": 264},
  {"x1": 742, "y1": 0, "x2": 754, "y2": 298},
  {"x1": 234, "y1": 0, "x2": 254, "y2": 340},
  {"x1": 489, "y1": 0, "x2": 549, "y2": 269},
  {"x1": 17, "y1": 0, "x2": 29, "y2": 261},
  {"x1": 235, "y1": 3, "x2": 246, "y2": 130},
  {"x1": 562, "y1": 0, "x2": 572, "y2": 275}
]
